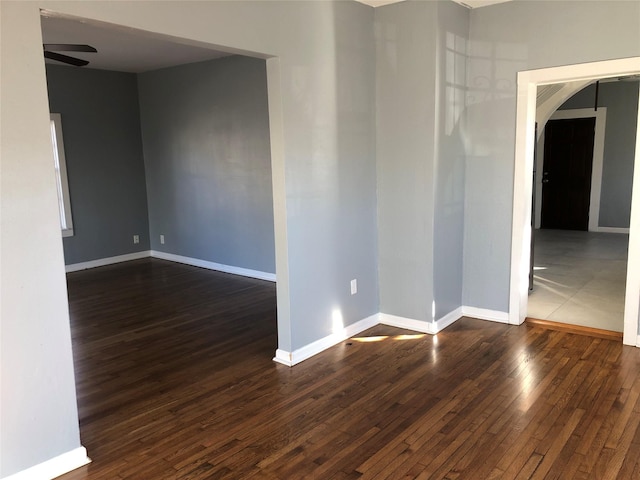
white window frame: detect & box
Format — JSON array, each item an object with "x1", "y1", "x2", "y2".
[{"x1": 50, "y1": 113, "x2": 74, "y2": 237}]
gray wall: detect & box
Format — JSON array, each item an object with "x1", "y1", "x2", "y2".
[
  {"x1": 559, "y1": 81, "x2": 640, "y2": 228},
  {"x1": 283, "y1": 2, "x2": 379, "y2": 347},
  {"x1": 375, "y1": 0, "x2": 468, "y2": 322},
  {"x1": 3, "y1": 1, "x2": 381, "y2": 475},
  {"x1": 45, "y1": 65, "x2": 150, "y2": 264},
  {"x1": 462, "y1": 0, "x2": 640, "y2": 312},
  {"x1": 137, "y1": 56, "x2": 275, "y2": 274},
  {"x1": 433, "y1": 1, "x2": 468, "y2": 319},
  {"x1": 376, "y1": 1, "x2": 439, "y2": 322},
  {"x1": 5, "y1": 0, "x2": 639, "y2": 477}
]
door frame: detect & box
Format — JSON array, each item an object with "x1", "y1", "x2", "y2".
[
  {"x1": 535, "y1": 108, "x2": 607, "y2": 232},
  {"x1": 509, "y1": 57, "x2": 640, "y2": 346}
]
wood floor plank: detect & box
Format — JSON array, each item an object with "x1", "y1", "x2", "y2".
[{"x1": 56, "y1": 259, "x2": 640, "y2": 480}]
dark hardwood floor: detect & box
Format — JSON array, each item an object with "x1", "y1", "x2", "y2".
[{"x1": 58, "y1": 258, "x2": 640, "y2": 479}]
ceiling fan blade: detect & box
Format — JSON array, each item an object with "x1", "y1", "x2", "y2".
[
  {"x1": 44, "y1": 50, "x2": 90, "y2": 67},
  {"x1": 43, "y1": 44, "x2": 97, "y2": 53}
]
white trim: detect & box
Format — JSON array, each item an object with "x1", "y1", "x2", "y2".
[
  {"x1": 65, "y1": 250, "x2": 277, "y2": 283},
  {"x1": 379, "y1": 313, "x2": 436, "y2": 334},
  {"x1": 461, "y1": 306, "x2": 509, "y2": 324},
  {"x1": 595, "y1": 226, "x2": 630, "y2": 234},
  {"x1": 274, "y1": 305, "x2": 515, "y2": 368},
  {"x1": 535, "y1": 108, "x2": 607, "y2": 232},
  {"x1": 273, "y1": 349, "x2": 294, "y2": 366},
  {"x1": 50, "y1": 113, "x2": 74, "y2": 236},
  {"x1": 379, "y1": 308, "x2": 464, "y2": 334},
  {"x1": 272, "y1": 314, "x2": 380, "y2": 366},
  {"x1": 637, "y1": 335, "x2": 640, "y2": 348},
  {"x1": 150, "y1": 251, "x2": 276, "y2": 282},
  {"x1": 1, "y1": 447, "x2": 90, "y2": 480},
  {"x1": 510, "y1": 57, "x2": 640, "y2": 344},
  {"x1": 623, "y1": 83, "x2": 640, "y2": 346},
  {"x1": 534, "y1": 131, "x2": 545, "y2": 230},
  {"x1": 435, "y1": 307, "x2": 463, "y2": 332},
  {"x1": 65, "y1": 251, "x2": 150, "y2": 273}
]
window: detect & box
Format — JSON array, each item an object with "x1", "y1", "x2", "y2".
[{"x1": 50, "y1": 113, "x2": 74, "y2": 237}]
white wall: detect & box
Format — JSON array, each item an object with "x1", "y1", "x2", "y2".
[{"x1": 1, "y1": 2, "x2": 83, "y2": 477}]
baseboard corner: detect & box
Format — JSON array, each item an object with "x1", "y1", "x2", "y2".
[
  {"x1": 150, "y1": 250, "x2": 276, "y2": 282},
  {"x1": 461, "y1": 306, "x2": 509, "y2": 324},
  {"x1": 272, "y1": 313, "x2": 379, "y2": 367},
  {"x1": 2, "y1": 446, "x2": 91, "y2": 480},
  {"x1": 379, "y1": 313, "x2": 435, "y2": 334},
  {"x1": 65, "y1": 251, "x2": 150, "y2": 273}
]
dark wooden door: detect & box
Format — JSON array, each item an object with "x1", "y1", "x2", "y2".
[{"x1": 541, "y1": 117, "x2": 596, "y2": 230}]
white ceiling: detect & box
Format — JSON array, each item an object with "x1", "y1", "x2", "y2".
[
  {"x1": 355, "y1": 0, "x2": 513, "y2": 7},
  {"x1": 41, "y1": 14, "x2": 233, "y2": 73},
  {"x1": 451, "y1": 0, "x2": 513, "y2": 7}
]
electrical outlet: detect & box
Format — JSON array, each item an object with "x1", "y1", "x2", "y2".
[
  {"x1": 160, "y1": 234, "x2": 165, "y2": 245},
  {"x1": 351, "y1": 279, "x2": 357, "y2": 295},
  {"x1": 133, "y1": 235, "x2": 139, "y2": 244}
]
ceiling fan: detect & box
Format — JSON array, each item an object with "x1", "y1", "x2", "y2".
[{"x1": 43, "y1": 44, "x2": 97, "y2": 67}]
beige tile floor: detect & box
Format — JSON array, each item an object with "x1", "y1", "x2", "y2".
[{"x1": 527, "y1": 229, "x2": 629, "y2": 332}]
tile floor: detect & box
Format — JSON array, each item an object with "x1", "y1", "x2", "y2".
[{"x1": 527, "y1": 229, "x2": 629, "y2": 332}]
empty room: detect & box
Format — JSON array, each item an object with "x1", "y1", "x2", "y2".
[{"x1": 2, "y1": 1, "x2": 640, "y2": 479}]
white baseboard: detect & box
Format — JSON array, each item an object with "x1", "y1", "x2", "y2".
[
  {"x1": 461, "y1": 306, "x2": 509, "y2": 324},
  {"x1": 594, "y1": 226, "x2": 630, "y2": 234},
  {"x1": 65, "y1": 250, "x2": 275, "y2": 282},
  {"x1": 2, "y1": 447, "x2": 90, "y2": 480},
  {"x1": 65, "y1": 251, "x2": 150, "y2": 273},
  {"x1": 150, "y1": 251, "x2": 276, "y2": 282},
  {"x1": 436, "y1": 307, "x2": 464, "y2": 332},
  {"x1": 273, "y1": 313, "x2": 379, "y2": 366},
  {"x1": 637, "y1": 335, "x2": 640, "y2": 348},
  {"x1": 273, "y1": 349, "x2": 294, "y2": 366},
  {"x1": 273, "y1": 306, "x2": 518, "y2": 368},
  {"x1": 275, "y1": 309, "x2": 466, "y2": 367},
  {"x1": 379, "y1": 313, "x2": 436, "y2": 334},
  {"x1": 379, "y1": 307, "x2": 464, "y2": 335}
]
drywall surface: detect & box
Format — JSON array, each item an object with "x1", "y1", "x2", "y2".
[
  {"x1": 1, "y1": 2, "x2": 82, "y2": 477},
  {"x1": 433, "y1": 0, "x2": 469, "y2": 319},
  {"x1": 2, "y1": 1, "x2": 378, "y2": 475},
  {"x1": 463, "y1": 0, "x2": 640, "y2": 312},
  {"x1": 138, "y1": 56, "x2": 275, "y2": 274},
  {"x1": 45, "y1": 65, "x2": 150, "y2": 264},
  {"x1": 375, "y1": 0, "x2": 469, "y2": 322},
  {"x1": 42, "y1": 0, "x2": 379, "y2": 353},
  {"x1": 375, "y1": 1, "x2": 438, "y2": 322},
  {"x1": 559, "y1": 81, "x2": 640, "y2": 228}
]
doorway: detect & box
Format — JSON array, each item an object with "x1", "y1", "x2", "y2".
[
  {"x1": 509, "y1": 57, "x2": 640, "y2": 346},
  {"x1": 40, "y1": 11, "x2": 290, "y2": 354},
  {"x1": 540, "y1": 117, "x2": 596, "y2": 231},
  {"x1": 529, "y1": 93, "x2": 633, "y2": 333}
]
